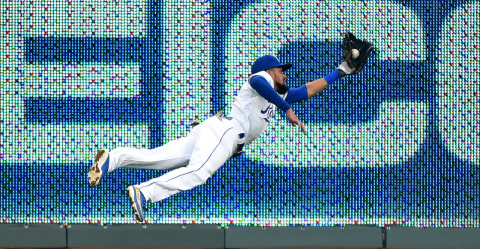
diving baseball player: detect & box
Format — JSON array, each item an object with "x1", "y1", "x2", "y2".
[{"x1": 88, "y1": 32, "x2": 374, "y2": 222}]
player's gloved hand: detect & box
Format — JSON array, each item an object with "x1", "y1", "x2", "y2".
[{"x1": 337, "y1": 32, "x2": 374, "y2": 75}]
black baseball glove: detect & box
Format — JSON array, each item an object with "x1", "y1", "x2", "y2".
[{"x1": 337, "y1": 32, "x2": 374, "y2": 75}]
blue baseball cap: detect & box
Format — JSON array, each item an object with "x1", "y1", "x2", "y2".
[{"x1": 251, "y1": 55, "x2": 292, "y2": 74}]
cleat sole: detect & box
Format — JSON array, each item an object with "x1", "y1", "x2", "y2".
[{"x1": 88, "y1": 149, "x2": 108, "y2": 186}]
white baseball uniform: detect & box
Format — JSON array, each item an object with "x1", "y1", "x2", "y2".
[{"x1": 107, "y1": 71, "x2": 283, "y2": 203}]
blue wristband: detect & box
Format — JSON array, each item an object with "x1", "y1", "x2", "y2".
[{"x1": 324, "y1": 69, "x2": 342, "y2": 84}]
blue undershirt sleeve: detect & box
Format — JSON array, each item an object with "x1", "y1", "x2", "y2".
[
  {"x1": 284, "y1": 85, "x2": 308, "y2": 104},
  {"x1": 250, "y1": 76, "x2": 291, "y2": 112}
]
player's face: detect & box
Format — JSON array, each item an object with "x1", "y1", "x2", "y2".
[{"x1": 268, "y1": 67, "x2": 288, "y2": 94}]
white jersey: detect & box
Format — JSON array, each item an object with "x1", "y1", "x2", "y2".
[{"x1": 228, "y1": 71, "x2": 286, "y2": 145}]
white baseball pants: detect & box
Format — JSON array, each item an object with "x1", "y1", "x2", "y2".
[{"x1": 107, "y1": 116, "x2": 242, "y2": 203}]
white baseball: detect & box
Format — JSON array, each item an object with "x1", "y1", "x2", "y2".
[{"x1": 352, "y1": 49, "x2": 360, "y2": 59}]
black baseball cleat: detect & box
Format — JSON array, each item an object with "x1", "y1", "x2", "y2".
[{"x1": 88, "y1": 148, "x2": 109, "y2": 186}]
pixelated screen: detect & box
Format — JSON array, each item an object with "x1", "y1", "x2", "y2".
[{"x1": 1, "y1": 0, "x2": 478, "y2": 227}]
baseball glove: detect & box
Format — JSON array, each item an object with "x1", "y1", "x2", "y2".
[{"x1": 337, "y1": 32, "x2": 374, "y2": 75}]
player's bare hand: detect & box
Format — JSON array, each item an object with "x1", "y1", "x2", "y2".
[{"x1": 286, "y1": 108, "x2": 306, "y2": 134}]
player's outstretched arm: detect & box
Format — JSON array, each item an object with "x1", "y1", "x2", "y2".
[{"x1": 303, "y1": 32, "x2": 373, "y2": 98}]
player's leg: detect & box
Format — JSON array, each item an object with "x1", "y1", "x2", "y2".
[
  {"x1": 139, "y1": 118, "x2": 237, "y2": 202},
  {"x1": 108, "y1": 134, "x2": 197, "y2": 171},
  {"x1": 88, "y1": 129, "x2": 198, "y2": 187},
  {"x1": 139, "y1": 132, "x2": 236, "y2": 202},
  {"x1": 127, "y1": 117, "x2": 238, "y2": 221}
]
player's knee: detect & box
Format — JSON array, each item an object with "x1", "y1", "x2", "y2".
[{"x1": 191, "y1": 170, "x2": 211, "y2": 186}]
